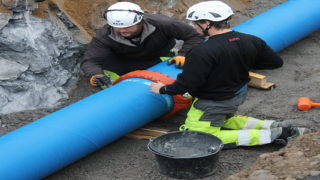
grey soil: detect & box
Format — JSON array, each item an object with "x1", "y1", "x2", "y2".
[{"x1": 1, "y1": 0, "x2": 320, "y2": 179}]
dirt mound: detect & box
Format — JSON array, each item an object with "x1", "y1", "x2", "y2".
[
  {"x1": 228, "y1": 131, "x2": 320, "y2": 179},
  {"x1": 0, "y1": 0, "x2": 249, "y2": 41}
]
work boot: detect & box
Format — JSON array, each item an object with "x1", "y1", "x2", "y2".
[
  {"x1": 274, "y1": 127, "x2": 311, "y2": 145},
  {"x1": 270, "y1": 120, "x2": 292, "y2": 128},
  {"x1": 270, "y1": 127, "x2": 283, "y2": 142},
  {"x1": 287, "y1": 127, "x2": 311, "y2": 142}
]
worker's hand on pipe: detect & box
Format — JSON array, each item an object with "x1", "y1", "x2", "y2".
[
  {"x1": 168, "y1": 55, "x2": 185, "y2": 68},
  {"x1": 150, "y1": 82, "x2": 165, "y2": 94},
  {"x1": 90, "y1": 74, "x2": 113, "y2": 87}
]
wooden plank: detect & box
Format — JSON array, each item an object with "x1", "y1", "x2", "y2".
[
  {"x1": 248, "y1": 71, "x2": 275, "y2": 90},
  {"x1": 249, "y1": 81, "x2": 275, "y2": 90},
  {"x1": 126, "y1": 127, "x2": 169, "y2": 140},
  {"x1": 249, "y1": 72, "x2": 266, "y2": 87}
]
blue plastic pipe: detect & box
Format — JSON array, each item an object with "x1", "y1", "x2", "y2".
[
  {"x1": 0, "y1": 62, "x2": 180, "y2": 179},
  {"x1": 0, "y1": 0, "x2": 319, "y2": 179},
  {"x1": 233, "y1": 0, "x2": 320, "y2": 52}
]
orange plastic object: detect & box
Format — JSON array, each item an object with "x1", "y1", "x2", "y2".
[
  {"x1": 297, "y1": 97, "x2": 320, "y2": 111},
  {"x1": 89, "y1": 76, "x2": 98, "y2": 87},
  {"x1": 168, "y1": 56, "x2": 185, "y2": 67},
  {"x1": 114, "y1": 70, "x2": 192, "y2": 119},
  {"x1": 90, "y1": 74, "x2": 104, "y2": 87}
]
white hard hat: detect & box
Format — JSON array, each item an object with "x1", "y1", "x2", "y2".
[
  {"x1": 105, "y1": 2, "x2": 144, "y2": 28},
  {"x1": 186, "y1": 1, "x2": 234, "y2": 22}
]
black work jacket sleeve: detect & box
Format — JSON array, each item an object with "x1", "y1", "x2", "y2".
[
  {"x1": 159, "y1": 17, "x2": 203, "y2": 56},
  {"x1": 253, "y1": 40, "x2": 283, "y2": 69},
  {"x1": 80, "y1": 36, "x2": 111, "y2": 77},
  {"x1": 160, "y1": 48, "x2": 211, "y2": 95}
]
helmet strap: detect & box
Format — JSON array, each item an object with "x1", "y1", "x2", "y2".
[
  {"x1": 203, "y1": 25, "x2": 211, "y2": 36},
  {"x1": 203, "y1": 21, "x2": 215, "y2": 36},
  {"x1": 194, "y1": 22, "x2": 209, "y2": 36}
]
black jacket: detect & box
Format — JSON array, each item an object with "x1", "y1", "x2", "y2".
[
  {"x1": 81, "y1": 13, "x2": 203, "y2": 77},
  {"x1": 160, "y1": 31, "x2": 283, "y2": 100}
]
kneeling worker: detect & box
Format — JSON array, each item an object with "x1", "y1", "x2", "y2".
[
  {"x1": 81, "y1": 2, "x2": 203, "y2": 89},
  {"x1": 150, "y1": 1, "x2": 309, "y2": 148}
]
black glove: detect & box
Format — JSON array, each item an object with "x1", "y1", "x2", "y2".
[{"x1": 90, "y1": 74, "x2": 113, "y2": 87}]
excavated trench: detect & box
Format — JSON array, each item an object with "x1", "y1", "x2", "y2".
[{"x1": 1, "y1": 0, "x2": 320, "y2": 179}]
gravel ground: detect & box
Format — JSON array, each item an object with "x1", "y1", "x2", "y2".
[{"x1": 1, "y1": 0, "x2": 320, "y2": 179}]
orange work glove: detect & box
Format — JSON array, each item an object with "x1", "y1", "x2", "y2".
[
  {"x1": 90, "y1": 74, "x2": 113, "y2": 87},
  {"x1": 168, "y1": 56, "x2": 185, "y2": 68}
]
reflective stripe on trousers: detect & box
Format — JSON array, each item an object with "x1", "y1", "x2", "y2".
[{"x1": 179, "y1": 99, "x2": 275, "y2": 147}]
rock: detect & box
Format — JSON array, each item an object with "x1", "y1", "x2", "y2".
[
  {"x1": 248, "y1": 170, "x2": 278, "y2": 180},
  {"x1": 0, "y1": 57, "x2": 28, "y2": 80},
  {"x1": 2, "y1": 0, "x2": 38, "y2": 12},
  {"x1": 0, "y1": 5, "x2": 85, "y2": 115},
  {"x1": 310, "y1": 171, "x2": 320, "y2": 176},
  {"x1": 0, "y1": 12, "x2": 11, "y2": 29},
  {"x1": 310, "y1": 161, "x2": 319, "y2": 166}
]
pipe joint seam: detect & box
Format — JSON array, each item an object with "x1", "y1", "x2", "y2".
[{"x1": 114, "y1": 70, "x2": 192, "y2": 119}]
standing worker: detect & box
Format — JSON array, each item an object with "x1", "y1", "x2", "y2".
[
  {"x1": 81, "y1": 2, "x2": 204, "y2": 88},
  {"x1": 150, "y1": 1, "x2": 309, "y2": 148}
]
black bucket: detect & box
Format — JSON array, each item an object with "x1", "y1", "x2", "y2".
[{"x1": 147, "y1": 131, "x2": 223, "y2": 179}]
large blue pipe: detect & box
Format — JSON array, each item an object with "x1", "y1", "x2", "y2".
[
  {"x1": 232, "y1": 0, "x2": 320, "y2": 52},
  {"x1": 0, "y1": 0, "x2": 319, "y2": 179},
  {"x1": 0, "y1": 62, "x2": 180, "y2": 179}
]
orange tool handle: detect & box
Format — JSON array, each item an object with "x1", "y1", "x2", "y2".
[{"x1": 311, "y1": 102, "x2": 320, "y2": 106}]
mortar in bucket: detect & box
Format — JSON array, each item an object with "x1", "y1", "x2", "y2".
[{"x1": 147, "y1": 131, "x2": 223, "y2": 179}]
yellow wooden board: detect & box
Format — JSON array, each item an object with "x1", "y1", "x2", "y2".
[
  {"x1": 126, "y1": 127, "x2": 169, "y2": 140},
  {"x1": 248, "y1": 71, "x2": 275, "y2": 90}
]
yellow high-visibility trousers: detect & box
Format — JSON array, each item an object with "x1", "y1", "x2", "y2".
[{"x1": 179, "y1": 99, "x2": 275, "y2": 147}]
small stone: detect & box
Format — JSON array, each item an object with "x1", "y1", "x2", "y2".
[
  {"x1": 248, "y1": 170, "x2": 278, "y2": 180},
  {"x1": 310, "y1": 161, "x2": 319, "y2": 166},
  {"x1": 310, "y1": 171, "x2": 320, "y2": 176},
  {"x1": 292, "y1": 171, "x2": 301, "y2": 176},
  {"x1": 259, "y1": 153, "x2": 271, "y2": 159},
  {"x1": 314, "y1": 154, "x2": 320, "y2": 159}
]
